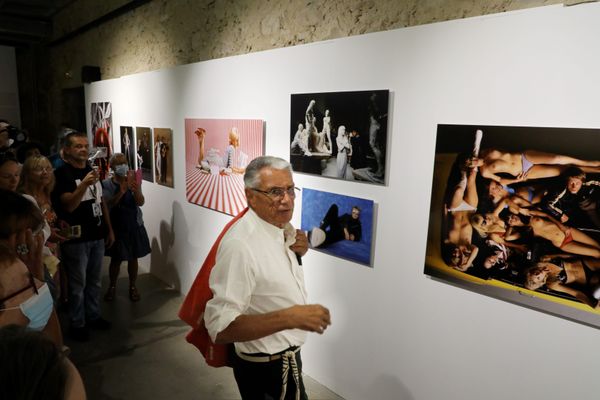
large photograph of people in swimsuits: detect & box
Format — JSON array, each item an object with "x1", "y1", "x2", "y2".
[
  {"x1": 301, "y1": 188, "x2": 375, "y2": 267},
  {"x1": 425, "y1": 124, "x2": 600, "y2": 328},
  {"x1": 290, "y1": 90, "x2": 389, "y2": 185},
  {"x1": 185, "y1": 118, "x2": 264, "y2": 216},
  {"x1": 153, "y1": 128, "x2": 173, "y2": 188}
]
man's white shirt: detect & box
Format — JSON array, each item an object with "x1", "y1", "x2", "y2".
[{"x1": 204, "y1": 208, "x2": 308, "y2": 354}]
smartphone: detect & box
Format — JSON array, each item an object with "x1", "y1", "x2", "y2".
[
  {"x1": 127, "y1": 170, "x2": 135, "y2": 186},
  {"x1": 134, "y1": 169, "x2": 142, "y2": 186}
]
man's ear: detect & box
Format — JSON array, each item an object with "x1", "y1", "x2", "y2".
[{"x1": 245, "y1": 188, "x2": 256, "y2": 208}]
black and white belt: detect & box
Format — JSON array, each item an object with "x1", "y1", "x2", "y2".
[{"x1": 235, "y1": 346, "x2": 300, "y2": 363}]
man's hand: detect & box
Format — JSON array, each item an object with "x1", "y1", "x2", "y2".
[
  {"x1": 285, "y1": 304, "x2": 331, "y2": 334},
  {"x1": 81, "y1": 169, "x2": 99, "y2": 187},
  {"x1": 289, "y1": 229, "x2": 308, "y2": 257}
]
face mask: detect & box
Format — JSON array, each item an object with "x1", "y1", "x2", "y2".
[
  {"x1": 1, "y1": 284, "x2": 54, "y2": 331},
  {"x1": 114, "y1": 164, "x2": 129, "y2": 177}
]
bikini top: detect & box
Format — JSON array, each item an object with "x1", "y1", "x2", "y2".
[{"x1": 548, "y1": 258, "x2": 567, "y2": 284}]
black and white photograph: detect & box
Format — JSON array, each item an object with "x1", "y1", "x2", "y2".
[{"x1": 290, "y1": 90, "x2": 389, "y2": 184}]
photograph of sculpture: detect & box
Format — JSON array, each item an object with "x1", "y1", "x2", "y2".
[
  {"x1": 154, "y1": 128, "x2": 174, "y2": 188},
  {"x1": 185, "y1": 118, "x2": 264, "y2": 216},
  {"x1": 301, "y1": 188, "x2": 374, "y2": 267},
  {"x1": 425, "y1": 124, "x2": 600, "y2": 328},
  {"x1": 90, "y1": 102, "x2": 113, "y2": 180},
  {"x1": 136, "y1": 127, "x2": 153, "y2": 183},
  {"x1": 120, "y1": 126, "x2": 135, "y2": 169},
  {"x1": 290, "y1": 90, "x2": 389, "y2": 184}
]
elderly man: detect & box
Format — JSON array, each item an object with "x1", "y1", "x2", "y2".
[{"x1": 204, "y1": 155, "x2": 331, "y2": 400}]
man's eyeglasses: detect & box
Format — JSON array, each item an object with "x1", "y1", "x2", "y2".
[{"x1": 251, "y1": 186, "x2": 299, "y2": 201}]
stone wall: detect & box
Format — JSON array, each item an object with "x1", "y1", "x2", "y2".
[{"x1": 19, "y1": 0, "x2": 571, "y2": 144}]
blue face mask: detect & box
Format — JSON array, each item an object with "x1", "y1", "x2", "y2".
[
  {"x1": 114, "y1": 164, "x2": 129, "y2": 177},
  {"x1": 1, "y1": 283, "x2": 54, "y2": 331}
]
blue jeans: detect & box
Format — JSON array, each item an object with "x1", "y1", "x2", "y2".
[{"x1": 61, "y1": 240, "x2": 105, "y2": 328}]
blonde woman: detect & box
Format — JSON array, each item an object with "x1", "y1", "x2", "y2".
[
  {"x1": 18, "y1": 156, "x2": 66, "y2": 301},
  {"x1": 524, "y1": 255, "x2": 600, "y2": 310}
]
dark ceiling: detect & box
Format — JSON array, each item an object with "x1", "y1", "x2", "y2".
[{"x1": 0, "y1": 0, "x2": 74, "y2": 47}]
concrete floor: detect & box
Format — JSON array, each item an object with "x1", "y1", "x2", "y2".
[{"x1": 62, "y1": 272, "x2": 344, "y2": 400}]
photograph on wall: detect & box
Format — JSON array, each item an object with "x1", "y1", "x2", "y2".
[
  {"x1": 120, "y1": 126, "x2": 136, "y2": 169},
  {"x1": 301, "y1": 188, "x2": 375, "y2": 267},
  {"x1": 185, "y1": 118, "x2": 264, "y2": 216},
  {"x1": 136, "y1": 126, "x2": 154, "y2": 183},
  {"x1": 425, "y1": 124, "x2": 600, "y2": 328},
  {"x1": 290, "y1": 90, "x2": 389, "y2": 185},
  {"x1": 90, "y1": 102, "x2": 113, "y2": 180},
  {"x1": 154, "y1": 128, "x2": 174, "y2": 188}
]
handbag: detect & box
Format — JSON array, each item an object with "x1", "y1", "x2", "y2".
[{"x1": 178, "y1": 207, "x2": 248, "y2": 367}]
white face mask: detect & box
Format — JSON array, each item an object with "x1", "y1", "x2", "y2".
[
  {"x1": 114, "y1": 164, "x2": 129, "y2": 177},
  {"x1": 1, "y1": 282, "x2": 54, "y2": 331}
]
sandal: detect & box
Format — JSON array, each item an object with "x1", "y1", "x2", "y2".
[
  {"x1": 129, "y1": 286, "x2": 141, "y2": 302},
  {"x1": 104, "y1": 286, "x2": 116, "y2": 302}
]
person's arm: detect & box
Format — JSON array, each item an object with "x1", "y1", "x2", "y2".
[
  {"x1": 504, "y1": 226, "x2": 521, "y2": 242},
  {"x1": 60, "y1": 170, "x2": 99, "y2": 213},
  {"x1": 130, "y1": 180, "x2": 145, "y2": 207},
  {"x1": 214, "y1": 304, "x2": 331, "y2": 344},
  {"x1": 507, "y1": 195, "x2": 532, "y2": 215},
  {"x1": 454, "y1": 244, "x2": 478, "y2": 272},
  {"x1": 103, "y1": 179, "x2": 127, "y2": 209}
]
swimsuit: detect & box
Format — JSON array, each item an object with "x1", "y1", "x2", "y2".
[
  {"x1": 502, "y1": 185, "x2": 516, "y2": 195},
  {"x1": 560, "y1": 229, "x2": 574, "y2": 248},
  {"x1": 551, "y1": 258, "x2": 593, "y2": 285},
  {"x1": 447, "y1": 201, "x2": 477, "y2": 212},
  {"x1": 521, "y1": 153, "x2": 534, "y2": 174}
]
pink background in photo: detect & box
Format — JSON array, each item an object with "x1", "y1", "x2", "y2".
[{"x1": 184, "y1": 118, "x2": 264, "y2": 216}]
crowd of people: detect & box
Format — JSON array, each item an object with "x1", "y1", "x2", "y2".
[
  {"x1": 3, "y1": 117, "x2": 333, "y2": 399},
  {"x1": 1, "y1": 119, "x2": 152, "y2": 398},
  {"x1": 442, "y1": 130, "x2": 600, "y2": 311}
]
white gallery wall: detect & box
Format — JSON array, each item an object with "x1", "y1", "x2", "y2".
[{"x1": 85, "y1": 4, "x2": 600, "y2": 399}]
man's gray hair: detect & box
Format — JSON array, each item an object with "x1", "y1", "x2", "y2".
[{"x1": 244, "y1": 156, "x2": 292, "y2": 189}]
